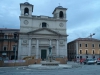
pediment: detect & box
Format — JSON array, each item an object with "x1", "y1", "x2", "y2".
[{"x1": 27, "y1": 28, "x2": 61, "y2": 35}]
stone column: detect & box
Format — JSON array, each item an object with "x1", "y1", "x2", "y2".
[
  {"x1": 50, "y1": 40, "x2": 51, "y2": 46},
  {"x1": 36, "y1": 39, "x2": 39, "y2": 59},
  {"x1": 76, "y1": 41, "x2": 79, "y2": 58},
  {"x1": 18, "y1": 39, "x2": 21, "y2": 59},
  {"x1": 49, "y1": 40, "x2": 52, "y2": 55},
  {"x1": 56, "y1": 40, "x2": 59, "y2": 56},
  {"x1": 28, "y1": 39, "x2": 31, "y2": 56}
]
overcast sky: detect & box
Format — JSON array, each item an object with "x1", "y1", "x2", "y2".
[{"x1": 0, "y1": 0, "x2": 100, "y2": 42}]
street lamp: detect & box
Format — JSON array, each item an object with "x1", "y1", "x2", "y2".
[
  {"x1": 88, "y1": 33, "x2": 95, "y2": 59},
  {"x1": 89, "y1": 33, "x2": 95, "y2": 38}
]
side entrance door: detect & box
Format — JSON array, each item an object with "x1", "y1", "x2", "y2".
[{"x1": 41, "y1": 50, "x2": 47, "y2": 60}]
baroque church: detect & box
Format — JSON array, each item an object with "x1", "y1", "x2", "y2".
[{"x1": 18, "y1": 2, "x2": 68, "y2": 60}]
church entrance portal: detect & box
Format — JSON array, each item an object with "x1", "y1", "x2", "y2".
[{"x1": 41, "y1": 50, "x2": 47, "y2": 61}]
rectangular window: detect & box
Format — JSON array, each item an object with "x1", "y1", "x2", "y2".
[
  {"x1": 85, "y1": 44, "x2": 88, "y2": 47},
  {"x1": 42, "y1": 23, "x2": 47, "y2": 28},
  {"x1": 86, "y1": 56, "x2": 88, "y2": 58},
  {"x1": 12, "y1": 45, "x2": 16, "y2": 51},
  {"x1": 3, "y1": 46, "x2": 7, "y2": 51},
  {"x1": 4, "y1": 35, "x2": 8, "y2": 39},
  {"x1": 92, "y1": 44, "x2": 94, "y2": 47},
  {"x1": 79, "y1": 44, "x2": 81, "y2": 47},
  {"x1": 80, "y1": 56, "x2": 82, "y2": 59},
  {"x1": 14, "y1": 34, "x2": 17, "y2": 39},
  {"x1": 80, "y1": 50, "x2": 82, "y2": 54},
  {"x1": 99, "y1": 44, "x2": 100, "y2": 48},
  {"x1": 86, "y1": 50, "x2": 88, "y2": 54},
  {"x1": 93, "y1": 56, "x2": 95, "y2": 58}
]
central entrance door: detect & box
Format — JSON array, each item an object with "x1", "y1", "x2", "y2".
[{"x1": 41, "y1": 50, "x2": 47, "y2": 61}]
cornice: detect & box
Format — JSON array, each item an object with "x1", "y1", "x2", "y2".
[{"x1": 19, "y1": 16, "x2": 67, "y2": 22}]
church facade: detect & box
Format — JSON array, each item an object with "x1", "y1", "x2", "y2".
[{"x1": 18, "y1": 2, "x2": 68, "y2": 60}]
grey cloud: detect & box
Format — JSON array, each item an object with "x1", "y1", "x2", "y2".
[{"x1": 0, "y1": 0, "x2": 100, "y2": 42}]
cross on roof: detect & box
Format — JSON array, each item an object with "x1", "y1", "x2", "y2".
[
  {"x1": 59, "y1": 3, "x2": 60, "y2": 6},
  {"x1": 26, "y1": 0, "x2": 28, "y2": 2}
]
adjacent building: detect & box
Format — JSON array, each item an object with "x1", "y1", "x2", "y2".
[
  {"x1": 18, "y1": 2, "x2": 68, "y2": 60},
  {"x1": 0, "y1": 28, "x2": 19, "y2": 60},
  {"x1": 67, "y1": 38, "x2": 100, "y2": 61}
]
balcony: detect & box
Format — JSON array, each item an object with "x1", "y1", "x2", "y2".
[
  {"x1": 0, "y1": 37, "x2": 18, "y2": 41},
  {"x1": 0, "y1": 50, "x2": 18, "y2": 53}
]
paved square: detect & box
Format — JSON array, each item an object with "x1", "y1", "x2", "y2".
[{"x1": 0, "y1": 65, "x2": 100, "y2": 75}]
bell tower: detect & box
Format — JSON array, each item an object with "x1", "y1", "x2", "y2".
[
  {"x1": 52, "y1": 6, "x2": 67, "y2": 20},
  {"x1": 20, "y1": 2, "x2": 33, "y2": 17}
]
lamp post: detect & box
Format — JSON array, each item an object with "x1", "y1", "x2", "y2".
[
  {"x1": 89, "y1": 33, "x2": 95, "y2": 38},
  {"x1": 88, "y1": 33, "x2": 95, "y2": 59}
]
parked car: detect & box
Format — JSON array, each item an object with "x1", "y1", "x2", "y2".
[
  {"x1": 84, "y1": 58, "x2": 95, "y2": 65},
  {"x1": 97, "y1": 60, "x2": 100, "y2": 65},
  {"x1": 94, "y1": 58, "x2": 98, "y2": 63}
]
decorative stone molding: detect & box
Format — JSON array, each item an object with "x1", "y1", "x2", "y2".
[
  {"x1": 59, "y1": 40, "x2": 64, "y2": 45},
  {"x1": 23, "y1": 40, "x2": 27, "y2": 44},
  {"x1": 59, "y1": 23, "x2": 64, "y2": 27},
  {"x1": 24, "y1": 20, "x2": 29, "y2": 25}
]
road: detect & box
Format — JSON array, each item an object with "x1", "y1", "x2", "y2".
[{"x1": 0, "y1": 65, "x2": 100, "y2": 75}]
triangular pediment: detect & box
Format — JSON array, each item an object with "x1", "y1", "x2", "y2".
[{"x1": 27, "y1": 28, "x2": 62, "y2": 35}]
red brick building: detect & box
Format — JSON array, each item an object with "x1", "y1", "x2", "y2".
[{"x1": 0, "y1": 28, "x2": 19, "y2": 60}]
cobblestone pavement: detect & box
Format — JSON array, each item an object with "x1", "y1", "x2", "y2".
[{"x1": 0, "y1": 64, "x2": 100, "y2": 75}]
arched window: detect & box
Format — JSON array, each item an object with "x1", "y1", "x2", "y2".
[
  {"x1": 59, "y1": 11, "x2": 64, "y2": 18},
  {"x1": 42, "y1": 22, "x2": 47, "y2": 28},
  {"x1": 24, "y1": 8, "x2": 29, "y2": 15},
  {"x1": 86, "y1": 50, "x2": 88, "y2": 54},
  {"x1": 93, "y1": 50, "x2": 94, "y2": 54}
]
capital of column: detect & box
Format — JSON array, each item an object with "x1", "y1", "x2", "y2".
[{"x1": 29, "y1": 38, "x2": 32, "y2": 40}]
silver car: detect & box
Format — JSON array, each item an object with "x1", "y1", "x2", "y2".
[
  {"x1": 97, "y1": 60, "x2": 100, "y2": 65},
  {"x1": 84, "y1": 58, "x2": 95, "y2": 65}
]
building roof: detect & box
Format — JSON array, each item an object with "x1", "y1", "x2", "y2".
[
  {"x1": 52, "y1": 6, "x2": 67, "y2": 14},
  {"x1": 68, "y1": 38, "x2": 100, "y2": 43},
  {"x1": 75, "y1": 38, "x2": 100, "y2": 41},
  {"x1": 20, "y1": 2, "x2": 33, "y2": 12},
  {"x1": 20, "y1": 2, "x2": 33, "y2": 6},
  {"x1": 0, "y1": 28, "x2": 20, "y2": 31},
  {"x1": 56, "y1": 6, "x2": 63, "y2": 8}
]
